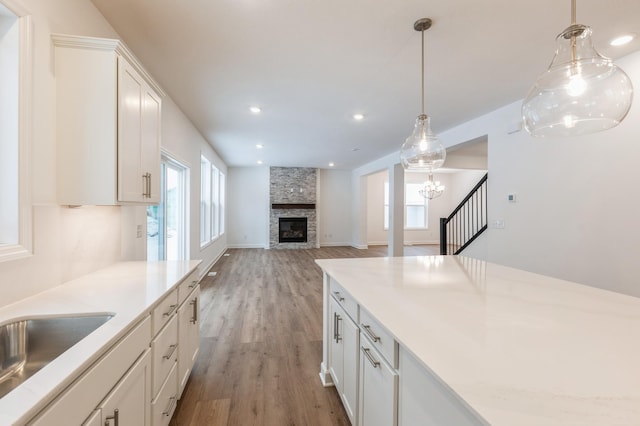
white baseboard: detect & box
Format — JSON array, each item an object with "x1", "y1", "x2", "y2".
[
  {"x1": 198, "y1": 247, "x2": 227, "y2": 280},
  {"x1": 351, "y1": 244, "x2": 369, "y2": 249},
  {"x1": 319, "y1": 242, "x2": 352, "y2": 247},
  {"x1": 226, "y1": 243, "x2": 267, "y2": 249}
]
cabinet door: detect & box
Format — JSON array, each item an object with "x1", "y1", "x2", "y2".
[
  {"x1": 359, "y1": 341, "x2": 398, "y2": 426},
  {"x1": 178, "y1": 286, "x2": 200, "y2": 397},
  {"x1": 328, "y1": 297, "x2": 344, "y2": 392},
  {"x1": 101, "y1": 349, "x2": 151, "y2": 426},
  {"x1": 117, "y1": 58, "x2": 145, "y2": 203},
  {"x1": 141, "y1": 86, "x2": 161, "y2": 203},
  {"x1": 342, "y1": 312, "x2": 359, "y2": 424}
]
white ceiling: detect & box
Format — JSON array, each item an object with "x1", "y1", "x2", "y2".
[{"x1": 91, "y1": 0, "x2": 640, "y2": 170}]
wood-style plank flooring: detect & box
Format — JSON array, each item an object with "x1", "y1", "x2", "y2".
[{"x1": 170, "y1": 245, "x2": 439, "y2": 426}]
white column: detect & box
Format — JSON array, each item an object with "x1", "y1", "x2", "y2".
[{"x1": 388, "y1": 163, "x2": 404, "y2": 257}]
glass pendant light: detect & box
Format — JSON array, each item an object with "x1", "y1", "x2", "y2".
[
  {"x1": 522, "y1": 0, "x2": 633, "y2": 137},
  {"x1": 400, "y1": 18, "x2": 446, "y2": 172}
]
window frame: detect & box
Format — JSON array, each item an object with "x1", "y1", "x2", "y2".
[
  {"x1": 0, "y1": 3, "x2": 32, "y2": 263},
  {"x1": 383, "y1": 181, "x2": 429, "y2": 231},
  {"x1": 199, "y1": 153, "x2": 225, "y2": 248}
]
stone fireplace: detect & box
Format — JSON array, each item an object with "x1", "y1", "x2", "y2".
[{"x1": 269, "y1": 167, "x2": 317, "y2": 249}]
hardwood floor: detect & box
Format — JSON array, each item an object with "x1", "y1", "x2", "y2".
[{"x1": 170, "y1": 245, "x2": 439, "y2": 426}]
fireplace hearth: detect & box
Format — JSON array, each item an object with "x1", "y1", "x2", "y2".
[{"x1": 279, "y1": 217, "x2": 308, "y2": 243}]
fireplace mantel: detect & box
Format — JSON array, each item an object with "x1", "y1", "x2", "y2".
[{"x1": 271, "y1": 203, "x2": 316, "y2": 210}]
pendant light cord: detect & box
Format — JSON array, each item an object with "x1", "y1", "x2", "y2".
[
  {"x1": 421, "y1": 27, "x2": 425, "y2": 115},
  {"x1": 571, "y1": 0, "x2": 576, "y2": 25}
]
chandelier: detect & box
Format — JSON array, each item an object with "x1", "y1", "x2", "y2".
[{"x1": 418, "y1": 173, "x2": 445, "y2": 200}]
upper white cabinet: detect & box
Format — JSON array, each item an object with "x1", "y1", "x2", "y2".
[{"x1": 53, "y1": 34, "x2": 164, "y2": 205}]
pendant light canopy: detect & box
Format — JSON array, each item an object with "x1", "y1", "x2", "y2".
[
  {"x1": 522, "y1": 0, "x2": 634, "y2": 137},
  {"x1": 400, "y1": 18, "x2": 446, "y2": 172}
]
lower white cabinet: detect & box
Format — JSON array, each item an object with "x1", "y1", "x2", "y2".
[
  {"x1": 99, "y1": 349, "x2": 152, "y2": 426},
  {"x1": 329, "y1": 296, "x2": 359, "y2": 424},
  {"x1": 358, "y1": 334, "x2": 398, "y2": 426},
  {"x1": 151, "y1": 362, "x2": 178, "y2": 426},
  {"x1": 398, "y1": 348, "x2": 483, "y2": 426},
  {"x1": 30, "y1": 317, "x2": 152, "y2": 426},
  {"x1": 178, "y1": 285, "x2": 200, "y2": 397}
]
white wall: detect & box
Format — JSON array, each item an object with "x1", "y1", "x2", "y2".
[
  {"x1": 161, "y1": 98, "x2": 228, "y2": 273},
  {"x1": 366, "y1": 170, "x2": 485, "y2": 246},
  {"x1": 226, "y1": 167, "x2": 353, "y2": 249},
  {"x1": 318, "y1": 169, "x2": 352, "y2": 246},
  {"x1": 0, "y1": 0, "x2": 228, "y2": 308},
  {"x1": 437, "y1": 50, "x2": 640, "y2": 298},
  {"x1": 227, "y1": 167, "x2": 270, "y2": 248}
]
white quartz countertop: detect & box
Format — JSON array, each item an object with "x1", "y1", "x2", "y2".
[
  {"x1": 315, "y1": 255, "x2": 640, "y2": 425},
  {"x1": 0, "y1": 260, "x2": 200, "y2": 425}
]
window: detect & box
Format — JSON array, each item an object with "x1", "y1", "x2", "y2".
[
  {"x1": 0, "y1": 3, "x2": 32, "y2": 262},
  {"x1": 384, "y1": 182, "x2": 428, "y2": 230},
  {"x1": 199, "y1": 155, "x2": 225, "y2": 247},
  {"x1": 200, "y1": 156, "x2": 211, "y2": 246},
  {"x1": 147, "y1": 154, "x2": 189, "y2": 261}
]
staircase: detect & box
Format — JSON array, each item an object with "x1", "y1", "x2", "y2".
[{"x1": 439, "y1": 173, "x2": 488, "y2": 255}]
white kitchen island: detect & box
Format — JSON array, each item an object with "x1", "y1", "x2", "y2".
[{"x1": 316, "y1": 255, "x2": 640, "y2": 425}]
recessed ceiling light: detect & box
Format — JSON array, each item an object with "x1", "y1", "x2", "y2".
[
  {"x1": 256, "y1": 144, "x2": 264, "y2": 149},
  {"x1": 250, "y1": 106, "x2": 261, "y2": 114},
  {"x1": 353, "y1": 113, "x2": 364, "y2": 120},
  {"x1": 257, "y1": 160, "x2": 263, "y2": 165},
  {"x1": 329, "y1": 162, "x2": 335, "y2": 167},
  {"x1": 610, "y1": 34, "x2": 635, "y2": 46}
]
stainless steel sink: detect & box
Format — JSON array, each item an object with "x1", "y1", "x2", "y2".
[{"x1": 0, "y1": 313, "x2": 114, "y2": 399}]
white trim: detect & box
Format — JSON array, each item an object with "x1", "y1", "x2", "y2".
[
  {"x1": 351, "y1": 244, "x2": 369, "y2": 249},
  {"x1": 319, "y1": 242, "x2": 353, "y2": 247},
  {"x1": 227, "y1": 243, "x2": 266, "y2": 249},
  {"x1": 197, "y1": 247, "x2": 227, "y2": 281},
  {"x1": 0, "y1": 12, "x2": 33, "y2": 263},
  {"x1": 50, "y1": 34, "x2": 165, "y2": 97}
]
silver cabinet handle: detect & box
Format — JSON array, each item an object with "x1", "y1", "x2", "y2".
[
  {"x1": 188, "y1": 280, "x2": 198, "y2": 289},
  {"x1": 333, "y1": 312, "x2": 337, "y2": 342},
  {"x1": 162, "y1": 396, "x2": 177, "y2": 416},
  {"x1": 190, "y1": 297, "x2": 198, "y2": 324},
  {"x1": 142, "y1": 173, "x2": 151, "y2": 198},
  {"x1": 336, "y1": 315, "x2": 342, "y2": 342},
  {"x1": 361, "y1": 324, "x2": 380, "y2": 342},
  {"x1": 147, "y1": 173, "x2": 151, "y2": 197},
  {"x1": 333, "y1": 291, "x2": 345, "y2": 302},
  {"x1": 142, "y1": 174, "x2": 147, "y2": 198},
  {"x1": 105, "y1": 408, "x2": 119, "y2": 426},
  {"x1": 362, "y1": 346, "x2": 380, "y2": 368},
  {"x1": 163, "y1": 304, "x2": 177, "y2": 317},
  {"x1": 163, "y1": 344, "x2": 177, "y2": 360}
]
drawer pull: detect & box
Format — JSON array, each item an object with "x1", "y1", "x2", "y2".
[
  {"x1": 333, "y1": 291, "x2": 345, "y2": 302},
  {"x1": 162, "y1": 396, "x2": 178, "y2": 416},
  {"x1": 163, "y1": 304, "x2": 178, "y2": 317},
  {"x1": 188, "y1": 280, "x2": 198, "y2": 289},
  {"x1": 105, "y1": 408, "x2": 119, "y2": 426},
  {"x1": 190, "y1": 297, "x2": 198, "y2": 324},
  {"x1": 163, "y1": 344, "x2": 177, "y2": 360},
  {"x1": 362, "y1": 347, "x2": 380, "y2": 368},
  {"x1": 361, "y1": 324, "x2": 380, "y2": 342}
]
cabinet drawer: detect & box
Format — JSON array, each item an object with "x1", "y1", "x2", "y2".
[
  {"x1": 151, "y1": 362, "x2": 178, "y2": 426},
  {"x1": 151, "y1": 315, "x2": 178, "y2": 397},
  {"x1": 330, "y1": 278, "x2": 358, "y2": 322},
  {"x1": 178, "y1": 270, "x2": 199, "y2": 306},
  {"x1": 360, "y1": 307, "x2": 398, "y2": 368},
  {"x1": 152, "y1": 289, "x2": 178, "y2": 336}
]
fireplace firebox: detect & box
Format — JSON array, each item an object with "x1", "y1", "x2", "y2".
[{"x1": 279, "y1": 217, "x2": 307, "y2": 243}]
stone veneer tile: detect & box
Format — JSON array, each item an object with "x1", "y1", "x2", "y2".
[{"x1": 270, "y1": 167, "x2": 317, "y2": 249}]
